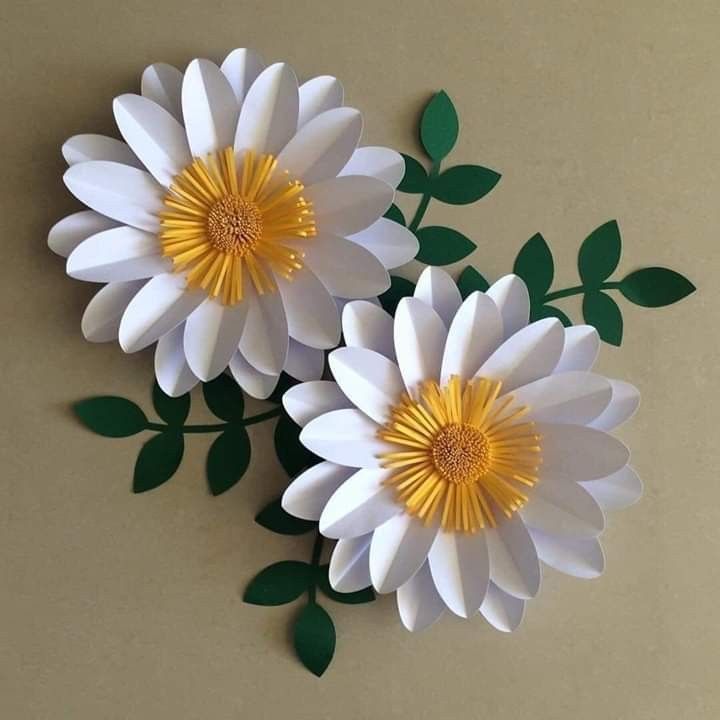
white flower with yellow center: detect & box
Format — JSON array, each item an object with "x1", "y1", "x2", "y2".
[
  {"x1": 281, "y1": 268, "x2": 642, "y2": 631},
  {"x1": 48, "y1": 49, "x2": 417, "y2": 398}
]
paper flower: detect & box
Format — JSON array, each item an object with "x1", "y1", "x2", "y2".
[
  {"x1": 281, "y1": 268, "x2": 641, "y2": 632},
  {"x1": 49, "y1": 48, "x2": 417, "y2": 398}
]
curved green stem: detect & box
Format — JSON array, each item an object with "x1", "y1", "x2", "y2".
[
  {"x1": 543, "y1": 280, "x2": 620, "y2": 303},
  {"x1": 408, "y1": 161, "x2": 440, "y2": 232},
  {"x1": 146, "y1": 406, "x2": 281, "y2": 434},
  {"x1": 308, "y1": 531, "x2": 324, "y2": 604}
]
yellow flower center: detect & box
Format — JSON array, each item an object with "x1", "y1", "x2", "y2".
[
  {"x1": 378, "y1": 376, "x2": 542, "y2": 534},
  {"x1": 159, "y1": 147, "x2": 317, "y2": 305}
]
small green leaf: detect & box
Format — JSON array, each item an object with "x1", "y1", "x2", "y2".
[
  {"x1": 202, "y1": 374, "x2": 245, "y2": 422},
  {"x1": 578, "y1": 220, "x2": 622, "y2": 285},
  {"x1": 206, "y1": 426, "x2": 250, "y2": 495},
  {"x1": 152, "y1": 382, "x2": 190, "y2": 426},
  {"x1": 256, "y1": 498, "x2": 316, "y2": 535},
  {"x1": 74, "y1": 397, "x2": 147, "y2": 437},
  {"x1": 420, "y1": 90, "x2": 459, "y2": 162},
  {"x1": 244, "y1": 561, "x2": 313, "y2": 606},
  {"x1": 316, "y1": 565, "x2": 375, "y2": 604},
  {"x1": 513, "y1": 233, "x2": 554, "y2": 300},
  {"x1": 619, "y1": 267, "x2": 696, "y2": 307},
  {"x1": 415, "y1": 226, "x2": 476, "y2": 266},
  {"x1": 431, "y1": 165, "x2": 501, "y2": 205},
  {"x1": 294, "y1": 603, "x2": 336, "y2": 677},
  {"x1": 398, "y1": 154, "x2": 429, "y2": 193},
  {"x1": 267, "y1": 372, "x2": 300, "y2": 405},
  {"x1": 533, "y1": 304, "x2": 572, "y2": 326},
  {"x1": 274, "y1": 412, "x2": 319, "y2": 479},
  {"x1": 583, "y1": 291, "x2": 623, "y2": 346},
  {"x1": 457, "y1": 266, "x2": 490, "y2": 297},
  {"x1": 379, "y1": 276, "x2": 416, "y2": 315},
  {"x1": 133, "y1": 431, "x2": 184, "y2": 493},
  {"x1": 383, "y1": 203, "x2": 406, "y2": 226}
]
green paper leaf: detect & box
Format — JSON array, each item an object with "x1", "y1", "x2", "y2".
[
  {"x1": 202, "y1": 374, "x2": 245, "y2": 422},
  {"x1": 274, "y1": 412, "x2": 319, "y2": 479},
  {"x1": 578, "y1": 220, "x2": 622, "y2": 286},
  {"x1": 431, "y1": 165, "x2": 501, "y2": 205},
  {"x1": 379, "y1": 276, "x2": 416, "y2": 315},
  {"x1": 619, "y1": 267, "x2": 696, "y2": 307},
  {"x1": 206, "y1": 425, "x2": 251, "y2": 495},
  {"x1": 415, "y1": 226, "x2": 476, "y2": 266},
  {"x1": 294, "y1": 603, "x2": 336, "y2": 677},
  {"x1": 268, "y1": 372, "x2": 300, "y2": 405},
  {"x1": 583, "y1": 291, "x2": 623, "y2": 346},
  {"x1": 398, "y1": 154, "x2": 429, "y2": 193},
  {"x1": 152, "y1": 382, "x2": 189, "y2": 426},
  {"x1": 255, "y1": 499, "x2": 316, "y2": 536},
  {"x1": 533, "y1": 304, "x2": 572, "y2": 326},
  {"x1": 420, "y1": 91, "x2": 459, "y2": 162},
  {"x1": 316, "y1": 565, "x2": 375, "y2": 604},
  {"x1": 244, "y1": 561, "x2": 313, "y2": 606},
  {"x1": 457, "y1": 266, "x2": 490, "y2": 297},
  {"x1": 513, "y1": 233, "x2": 554, "y2": 300},
  {"x1": 133, "y1": 431, "x2": 184, "y2": 493},
  {"x1": 74, "y1": 396, "x2": 147, "y2": 437},
  {"x1": 383, "y1": 203, "x2": 406, "y2": 226}
]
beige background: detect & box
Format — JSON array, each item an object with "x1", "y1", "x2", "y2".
[{"x1": 1, "y1": 0, "x2": 718, "y2": 717}]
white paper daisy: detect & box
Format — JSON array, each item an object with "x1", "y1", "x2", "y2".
[
  {"x1": 49, "y1": 48, "x2": 417, "y2": 398},
  {"x1": 281, "y1": 267, "x2": 642, "y2": 632}
]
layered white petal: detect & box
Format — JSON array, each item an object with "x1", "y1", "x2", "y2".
[
  {"x1": 347, "y1": 218, "x2": 419, "y2": 269},
  {"x1": 284, "y1": 339, "x2": 324, "y2": 382},
  {"x1": 282, "y1": 461, "x2": 354, "y2": 521},
  {"x1": 589, "y1": 380, "x2": 640, "y2": 431},
  {"x1": 485, "y1": 514, "x2": 540, "y2": 599},
  {"x1": 328, "y1": 534, "x2": 373, "y2": 593},
  {"x1": 486, "y1": 274, "x2": 530, "y2": 339},
  {"x1": 581, "y1": 466, "x2": 643, "y2": 511},
  {"x1": 48, "y1": 211, "x2": 118, "y2": 258},
  {"x1": 283, "y1": 380, "x2": 352, "y2": 427},
  {"x1": 228, "y1": 351, "x2": 278, "y2": 399},
  {"x1": 530, "y1": 528, "x2": 605, "y2": 579},
  {"x1": 154, "y1": 323, "x2": 199, "y2": 397},
  {"x1": 238, "y1": 286, "x2": 288, "y2": 375},
  {"x1": 298, "y1": 76, "x2": 344, "y2": 128},
  {"x1": 554, "y1": 325, "x2": 600, "y2": 373},
  {"x1": 340, "y1": 146, "x2": 405, "y2": 188},
  {"x1": 62, "y1": 134, "x2": 141, "y2": 168},
  {"x1": 141, "y1": 62, "x2": 183, "y2": 121},
  {"x1": 342, "y1": 300, "x2": 395, "y2": 360},
  {"x1": 220, "y1": 48, "x2": 265, "y2": 105},
  {"x1": 81, "y1": 280, "x2": 145, "y2": 342},
  {"x1": 479, "y1": 583, "x2": 525, "y2": 632},
  {"x1": 414, "y1": 267, "x2": 462, "y2": 327},
  {"x1": 397, "y1": 562, "x2": 446, "y2": 632}
]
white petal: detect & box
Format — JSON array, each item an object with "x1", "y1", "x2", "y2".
[
  {"x1": 328, "y1": 534, "x2": 373, "y2": 593},
  {"x1": 154, "y1": 323, "x2": 199, "y2": 397},
  {"x1": 284, "y1": 339, "x2": 324, "y2": 382},
  {"x1": 440, "y1": 291, "x2": 503, "y2": 383},
  {"x1": 520, "y1": 477, "x2": 605, "y2": 537},
  {"x1": 183, "y1": 299, "x2": 248, "y2": 381},
  {"x1": 63, "y1": 161, "x2": 164, "y2": 233},
  {"x1": 300, "y1": 409, "x2": 391, "y2": 468},
  {"x1": 530, "y1": 528, "x2": 605, "y2": 578},
  {"x1": 66, "y1": 226, "x2": 169, "y2": 282},
  {"x1": 477, "y1": 318, "x2": 564, "y2": 392},
  {"x1": 181, "y1": 59, "x2": 238, "y2": 157},
  {"x1": 486, "y1": 274, "x2": 530, "y2": 339},
  {"x1": 328, "y1": 347, "x2": 404, "y2": 424},
  {"x1": 319, "y1": 468, "x2": 400, "y2": 538},
  {"x1": 298, "y1": 76, "x2": 344, "y2": 128},
  {"x1": 113, "y1": 94, "x2": 191, "y2": 186},
  {"x1": 537, "y1": 422, "x2": 630, "y2": 481},
  {"x1": 300, "y1": 233, "x2": 390, "y2": 298},
  {"x1": 589, "y1": 380, "x2": 640, "y2": 431},
  {"x1": 276, "y1": 270, "x2": 340, "y2": 349},
  {"x1": 276, "y1": 107, "x2": 361, "y2": 186},
  {"x1": 282, "y1": 380, "x2": 351, "y2": 427},
  {"x1": 81, "y1": 280, "x2": 145, "y2": 342},
  {"x1": 282, "y1": 461, "x2": 354, "y2": 521},
  {"x1": 511, "y1": 371, "x2": 612, "y2": 425},
  {"x1": 428, "y1": 530, "x2": 489, "y2": 617},
  {"x1": 554, "y1": 325, "x2": 600, "y2": 373},
  {"x1": 479, "y1": 583, "x2": 525, "y2": 632},
  {"x1": 413, "y1": 267, "x2": 462, "y2": 327},
  {"x1": 48, "y1": 211, "x2": 118, "y2": 258},
  {"x1": 62, "y1": 134, "x2": 141, "y2": 167},
  {"x1": 581, "y1": 466, "x2": 643, "y2": 511},
  {"x1": 342, "y1": 300, "x2": 395, "y2": 360},
  {"x1": 340, "y1": 146, "x2": 405, "y2": 188},
  {"x1": 347, "y1": 218, "x2": 419, "y2": 269},
  {"x1": 220, "y1": 48, "x2": 265, "y2": 104},
  {"x1": 397, "y1": 562, "x2": 446, "y2": 631},
  {"x1": 234, "y1": 62, "x2": 298, "y2": 156},
  {"x1": 141, "y1": 63, "x2": 183, "y2": 121},
  {"x1": 119, "y1": 273, "x2": 205, "y2": 352},
  {"x1": 370, "y1": 513, "x2": 438, "y2": 593},
  {"x1": 305, "y1": 175, "x2": 393, "y2": 236},
  {"x1": 486, "y1": 514, "x2": 540, "y2": 599},
  {"x1": 238, "y1": 287, "x2": 288, "y2": 375},
  {"x1": 394, "y1": 297, "x2": 447, "y2": 393},
  {"x1": 228, "y1": 351, "x2": 278, "y2": 399}
]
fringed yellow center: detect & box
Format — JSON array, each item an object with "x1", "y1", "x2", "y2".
[
  {"x1": 378, "y1": 376, "x2": 542, "y2": 534},
  {"x1": 159, "y1": 147, "x2": 317, "y2": 305}
]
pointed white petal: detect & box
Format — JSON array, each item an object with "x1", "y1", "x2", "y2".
[
  {"x1": 62, "y1": 134, "x2": 141, "y2": 167},
  {"x1": 342, "y1": 300, "x2": 395, "y2": 360},
  {"x1": 397, "y1": 562, "x2": 446, "y2": 631},
  {"x1": 340, "y1": 146, "x2": 405, "y2": 188},
  {"x1": 282, "y1": 461, "x2": 354, "y2": 521},
  {"x1": 238, "y1": 286, "x2": 288, "y2": 375},
  {"x1": 554, "y1": 325, "x2": 600, "y2": 373},
  {"x1": 328, "y1": 534, "x2": 373, "y2": 592},
  {"x1": 220, "y1": 48, "x2": 265, "y2": 104},
  {"x1": 154, "y1": 323, "x2": 199, "y2": 397},
  {"x1": 530, "y1": 528, "x2": 605, "y2": 578},
  {"x1": 282, "y1": 380, "x2": 352, "y2": 427},
  {"x1": 479, "y1": 582, "x2": 525, "y2": 632},
  {"x1": 581, "y1": 466, "x2": 643, "y2": 511},
  {"x1": 228, "y1": 351, "x2": 278, "y2": 399},
  {"x1": 81, "y1": 280, "x2": 145, "y2": 342},
  {"x1": 48, "y1": 211, "x2": 118, "y2": 258},
  {"x1": 486, "y1": 274, "x2": 530, "y2": 339},
  {"x1": 141, "y1": 62, "x2": 183, "y2": 121},
  {"x1": 486, "y1": 514, "x2": 540, "y2": 599},
  {"x1": 298, "y1": 76, "x2": 344, "y2": 128},
  {"x1": 414, "y1": 267, "x2": 462, "y2": 327},
  {"x1": 589, "y1": 380, "x2": 640, "y2": 431},
  {"x1": 284, "y1": 339, "x2": 324, "y2": 382},
  {"x1": 347, "y1": 217, "x2": 419, "y2": 269}
]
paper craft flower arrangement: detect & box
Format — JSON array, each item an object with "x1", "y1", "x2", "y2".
[{"x1": 53, "y1": 47, "x2": 696, "y2": 675}]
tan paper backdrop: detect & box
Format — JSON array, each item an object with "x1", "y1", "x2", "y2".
[{"x1": 1, "y1": 0, "x2": 718, "y2": 717}]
